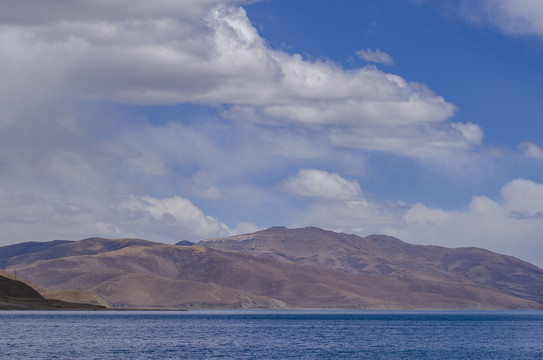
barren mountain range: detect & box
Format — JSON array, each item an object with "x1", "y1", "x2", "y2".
[
  {"x1": 201, "y1": 227, "x2": 543, "y2": 304},
  {"x1": 1, "y1": 227, "x2": 542, "y2": 310}
]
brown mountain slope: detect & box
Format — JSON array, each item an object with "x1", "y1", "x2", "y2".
[
  {"x1": 2, "y1": 244, "x2": 286, "y2": 309},
  {"x1": 0, "y1": 273, "x2": 43, "y2": 299},
  {"x1": 0, "y1": 238, "x2": 156, "y2": 269},
  {"x1": 2, "y1": 238, "x2": 542, "y2": 309},
  {"x1": 0, "y1": 272, "x2": 106, "y2": 310},
  {"x1": 199, "y1": 227, "x2": 543, "y2": 304},
  {"x1": 0, "y1": 269, "x2": 109, "y2": 307}
]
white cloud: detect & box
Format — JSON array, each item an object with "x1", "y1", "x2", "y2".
[
  {"x1": 279, "y1": 169, "x2": 363, "y2": 201},
  {"x1": 327, "y1": 121, "x2": 482, "y2": 160},
  {"x1": 124, "y1": 195, "x2": 231, "y2": 239},
  {"x1": 461, "y1": 0, "x2": 543, "y2": 36},
  {"x1": 0, "y1": 0, "x2": 250, "y2": 24},
  {"x1": 0, "y1": 0, "x2": 475, "y2": 160},
  {"x1": 356, "y1": 48, "x2": 394, "y2": 65},
  {"x1": 231, "y1": 222, "x2": 262, "y2": 235},
  {"x1": 0, "y1": 0, "x2": 491, "y2": 249},
  {"x1": 519, "y1": 142, "x2": 543, "y2": 160},
  {"x1": 221, "y1": 55, "x2": 457, "y2": 128},
  {"x1": 501, "y1": 178, "x2": 543, "y2": 215},
  {"x1": 397, "y1": 179, "x2": 543, "y2": 266},
  {"x1": 279, "y1": 170, "x2": 406, "y2": 235},
  {"x1": 0, "y1": 179, "x2": 233, "y2": 243}
]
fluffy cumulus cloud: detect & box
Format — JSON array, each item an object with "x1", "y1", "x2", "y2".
[
  {"x1": 0, "y1": 0, "x2": 475, "y2": 155},
  {"x1": 279, "y1": 170, "x2": 405, "y2": 235},
  {"x1": 117, "y1": 195, "x2": 231, "y2": 239},
  {"x1": 0, "y1": 0, "x2": 485, "y2": 245},
  {"x1": 0, "y1": 158, "x2": 231, "y2": 242},
  {"x1": 356, "y1": 48, "x2": 394, "y2": 65},
  {"x1": 279, "y1": 169, "x2": 363, "y2": 201}
]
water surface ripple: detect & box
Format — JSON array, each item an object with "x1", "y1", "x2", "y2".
[{"x1": 1, "y1": 310, "x2": 542, "y2": 359}]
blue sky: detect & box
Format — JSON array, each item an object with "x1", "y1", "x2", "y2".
[{"x1": 1, "y1": 0, "x2": 543, "y2": 266}]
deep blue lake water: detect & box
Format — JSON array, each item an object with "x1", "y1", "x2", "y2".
[{"x1": 1, "y1": 310, "x2": 543, "y2": 359}]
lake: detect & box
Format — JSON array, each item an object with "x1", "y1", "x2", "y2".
[{"x1": 1, "y1": 310, "x2": 543, "y2": 359}]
